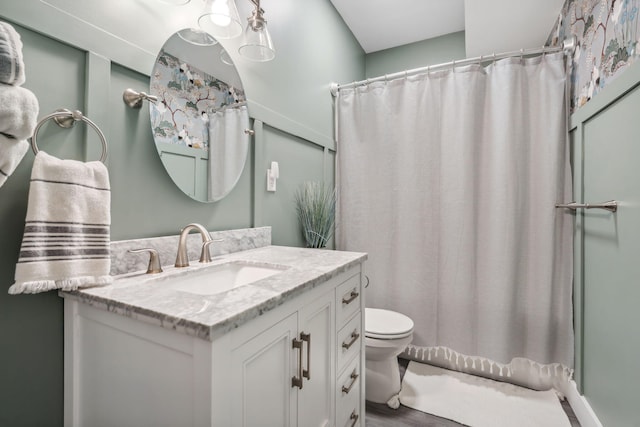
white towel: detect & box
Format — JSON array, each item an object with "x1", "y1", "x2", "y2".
[
  {"x1": 0, "y1": 135, "x2": 29, "y2": 187},
  {"x1": 0, "y1": 84, "x2": 39, "y2": 187},
  {"x1": 9, "y1": 151, "x2": 113, "y2": 294},
  {"x1": 0, "y1": 21, "x2": 25, "y2": 86}
]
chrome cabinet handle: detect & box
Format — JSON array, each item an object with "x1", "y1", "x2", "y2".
[
  {"x1": 342, "y1": 331, "x2": 360, "y2": 350},
  {"x1": 342, "y1": 290, "x2": 359, "y2": 305},
  {"x1": 301, "y1": 332, "x2": 311, "y2": 381},
  {"x1": 341, "y1": 369, "x2": 359, "y2": 394},
  {"x1": 292, "y1": 338, "x2": 303, "y2": 389},
  {"x1": 349, "y1": 410, "x2": 359, "y2": 427},
  {"x1": 555, "y1": 200, "x2": 618, "y2": 212}
]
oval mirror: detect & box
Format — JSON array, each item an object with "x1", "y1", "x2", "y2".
[{"x1": 149, "y1": 29, "x2": 249, "y2": 202}]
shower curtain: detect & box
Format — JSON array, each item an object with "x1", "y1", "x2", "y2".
[
  {"x1": 336, "y1": 52, "x2": 574, "y2": 390},
  {"x1": 208, "y1": 105, "x2": 249, "y2": 201}
]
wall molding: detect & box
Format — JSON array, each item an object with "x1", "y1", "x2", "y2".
[
  {"x1": 0, "y1": 1, "x2": 156, "y2": 75},
  {"x1": 565, "y1": 380, "x2": 603, "y2": 427},
  {"x1": 566, "y1": 53, "x2": 640, "y2": 424},
  {"x1": 248, "y1": 100, "x2": 335, "y2": 151},
  {"x1": 568, "y1": 59, "x2": 640, "y2": 392},
  {"x1": 570, "y1": 60, "x2": 640, "y2": 130}
]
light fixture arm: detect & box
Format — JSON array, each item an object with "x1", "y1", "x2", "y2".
[
  {"x1": 248, "y1": 0, "x2": 266, "y2": 31},
  {"x1": 249, "y1": 0, "x2": 263, "y2": 12}
]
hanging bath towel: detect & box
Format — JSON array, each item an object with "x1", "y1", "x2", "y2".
[
  {"x1": 9, "y1": 151, "x2": 112, "y2": 294},
  {"x1": 0, "y1": 21, "x2": 25, "y2": 86},
  {"x1": 0, "y1": 84, "x2": 39, "y2": 188}
]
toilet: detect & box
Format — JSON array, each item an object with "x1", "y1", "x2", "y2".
[{"x1": 364, "y1": 307, "x2": 414, "y2": 406}]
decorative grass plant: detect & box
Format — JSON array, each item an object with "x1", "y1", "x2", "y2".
[{"x1": 294, "y1": 181, "x2": 336, "y2": 248}]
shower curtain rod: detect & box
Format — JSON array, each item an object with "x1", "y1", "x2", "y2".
[{"x1": 329, "y1": 37, "x2": 576, "y2": 95}]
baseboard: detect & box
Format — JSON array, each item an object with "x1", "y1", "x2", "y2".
[{"x1": 564, "y1": 380, "x2": 603, "y2": 427}]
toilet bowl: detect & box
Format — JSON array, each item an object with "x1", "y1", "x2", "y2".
[{"x1": 365, "y1": 308, "x2": 414, "y2": 406}]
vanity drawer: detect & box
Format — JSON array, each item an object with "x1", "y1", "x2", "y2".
[
  {"x1": 336, "y1": 358, "x2": 361, "y2": 427},
  {"x1": 337, "y1": 313, "x2": 361, "y2": 372},
  {"x1": 336, "y1": 356, "x2": 361, "y2": 419},
  {"x1": 336, "y1": 274, "x2": 361, "y2": 327},
  {"x1": 337, "y1": 397, "x2": 360, "y2": 427}
]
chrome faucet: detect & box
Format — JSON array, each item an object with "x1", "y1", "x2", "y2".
[{"x1": 175, "y1": 223, "x2": 213, "y2": 268}]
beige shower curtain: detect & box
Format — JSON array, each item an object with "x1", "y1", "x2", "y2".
[{"x1": 336, "y1": 52, "x2": 574, "y2": 390}]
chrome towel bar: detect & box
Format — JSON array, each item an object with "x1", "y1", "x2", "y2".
[{"x1": 555, "y1": 200, "x2": 618, "y2": 213}]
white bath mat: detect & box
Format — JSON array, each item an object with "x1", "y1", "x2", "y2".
[{"x1": 398, "y1": 361, "x2": 571, "y2": 427}]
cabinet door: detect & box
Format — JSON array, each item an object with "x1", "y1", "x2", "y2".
[
  {"x1": 230, "y1": 313, "x2": 298, "y2": 427},
  {"x1": 297, "y1": 291, "x2": 335, "y2": 427}
]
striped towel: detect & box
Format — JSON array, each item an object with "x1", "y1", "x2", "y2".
[{"x1": 9, "y1": 151, "x2": 112, "y2": 294}]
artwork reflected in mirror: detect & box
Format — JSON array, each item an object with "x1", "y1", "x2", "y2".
[{"x1": 149, "y1": 30, "x2": 249, "y2": 202}]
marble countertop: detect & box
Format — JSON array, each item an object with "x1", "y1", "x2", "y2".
[{"x1": 60, "y1": 246, "x2": 367, "y2": 341}]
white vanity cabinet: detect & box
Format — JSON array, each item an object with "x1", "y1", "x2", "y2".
[
  {"x1": 220, "y1": 289, "x2": 334, "y2": 427},
  {"x1": 63, "y1": 263, "x2": 364, "y2": 427}
]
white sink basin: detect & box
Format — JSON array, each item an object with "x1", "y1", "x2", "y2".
[{"x1": 169, "y1": 261, "x2": 288, "y2": 296}]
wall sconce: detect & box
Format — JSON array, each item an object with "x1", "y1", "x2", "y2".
[
  {"x1": 198, "y1": 0, "x2": 243, "y2": 39},
  {"x1": 238, "y1": 0, "x2": 275, "y2": 62}
]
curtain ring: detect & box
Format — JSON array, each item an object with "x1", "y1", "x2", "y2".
[
  {"x1": 492, "y1": 53, "x2": 496, "y2": 64},
  {"x1": 520, "y1": 48, "x2": 524, "y2": 63},
  {"x1": 452, "y1": 60, "x2": 456, "y2": 71},
  {"x1": 404, "y1": 70, "x2": 408, "y2": 79}
]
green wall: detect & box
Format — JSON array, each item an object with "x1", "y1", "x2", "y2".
[
  {"x1": 568, "y1": 60, "x2": 640, "y2": 426},
  {"x1": 365, "y1": 31, "x2": 466, "y2": 78},
  {"x1": 0, "y1": 1, "x2": 363, "y2": 425}
]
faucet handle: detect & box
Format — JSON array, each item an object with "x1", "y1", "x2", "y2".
[
  {"x1": 200, "y1": 239, "x2": 224, "y2": 263},
  {"x1": 128, "y1": 248, "x2": 163, "y2": 274}
]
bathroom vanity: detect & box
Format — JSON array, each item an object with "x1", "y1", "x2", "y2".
[{"x1": 60, "y1": 242, "x2": 366, "y2": 427}]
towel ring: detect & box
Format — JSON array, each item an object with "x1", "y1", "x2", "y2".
[{"x1": 31, "y1": 109, "x2": 108, "y2": 163}]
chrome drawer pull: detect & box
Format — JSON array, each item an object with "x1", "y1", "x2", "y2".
[
  {"x1": 291, "y1": 338, "x2": 303, "y2": 389},
  {"x1": 342, "y1": 331, "x2": 360, "y2": 350},
  {"x1": 342, "y1": 290, "x2": 359, "y2": 305},
  {"x1": 349, "y1": 410, "x2": 359, "y2": 427},
  {"x1": 342, "y1": 369, "x2": 359, "y2": 394}
]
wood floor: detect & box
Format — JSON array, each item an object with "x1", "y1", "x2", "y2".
[{"x1": 364, "y1": 359, "x2": 581, "y2": 427}]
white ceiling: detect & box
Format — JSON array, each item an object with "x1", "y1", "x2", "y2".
[{"x1": 329, "y1": 0, "x2": 566, "y2": 57}]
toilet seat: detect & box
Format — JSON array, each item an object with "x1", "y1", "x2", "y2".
[{"x1": 365, "y1": 308, "x2": 414, "y2": 340}]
